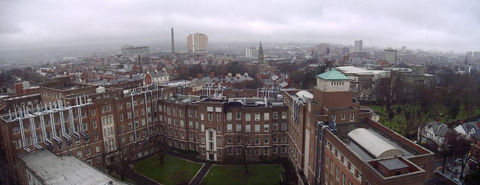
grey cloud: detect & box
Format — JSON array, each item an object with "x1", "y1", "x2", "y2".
[{"x1": 0, "y1": 0, "x2": 478, "y2": 52}]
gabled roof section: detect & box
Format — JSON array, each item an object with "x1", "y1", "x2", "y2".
[{"x1": 316, "y1": 69, "x2": 349, "y2": 80}]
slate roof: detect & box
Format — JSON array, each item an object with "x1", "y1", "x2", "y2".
[
  {"x1": 424, "y1": 121, "x2": 449, "y2": 137},
  {"x1": 316, "y1": 69, "x2": 350, "y2": 80},
  {"x1": 150, "y1": 71, "x2": 169, "y2": 78}
]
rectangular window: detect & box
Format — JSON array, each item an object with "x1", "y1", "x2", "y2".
[
  {"x1": 336, "y1": 167, "x2": 339, "y2": 180},
  {"x1": 208, "y1": 113, "x2": 213, "y2": 121},
  {"x1": 215, "y1": 107, "x2": 222, "y2": 112},
  {"x1": 264, "y1": 124, "x2": 269, "y2": 132},
  {"x1": 227, "y1": 124, "x2": 233, "y2": 132},
  {"x1": 13, "y1": 127, "x2": 20, "y2": 134},
  {"x1": 236, "y1": 112, "x2": 242, "y2": 120},
  {"x1": 236, "y1": 124, "x2": 242, "y2": 132},
  {"x1": 273, "y1": 112, "x2": 278, "y2": 119},
  {"x1": 264, "y1": 113, "x2": 270, "y2": 121},
  {"x1": 226, "y1": 112, "x2": 232, "y2": 121},
  {"x1": 255, "y1": 113, "x2": 261, "y2": 121},
  {"x1": 281, "y1": 122, "x2": 287, "y2": 131},
  {"x1": 245, "y1": 113, "x2": 251, "y2": 121},
  {"x1": 255, "y1": 124, "x2": 260, "y2": 133},
  {"x1": 207, "y1": 106, "x2": 214, "y2": 112},
  {"x1": 341, "y1": 114, "x2": 346, "y2": 120},
  {"x1": 282, "y1": 112, "x2": 287, "y2": 119},
  {"x1": 246, "y1": 125, "x2": 251, "y2": 132}
]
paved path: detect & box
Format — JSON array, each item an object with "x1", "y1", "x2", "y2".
[{"x1": 189, "y1": 163, "x2": 212, "y2": 185}]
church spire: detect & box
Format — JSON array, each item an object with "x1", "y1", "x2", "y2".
[{"x1": 258, "y1": 42, "x2": 264, "y2": 64}]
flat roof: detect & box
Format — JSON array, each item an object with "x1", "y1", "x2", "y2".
[
  {"x1": 336, "y1": 66, "x2": 388, "y2": 75},
  {"x1": 378, "y1": 158, "x2": 409, "y2": 171},
  {"x1": 19, "y1": 150, "x2": 126, "y2": 185}
]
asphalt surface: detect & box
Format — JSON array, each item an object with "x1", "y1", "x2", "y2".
[{"x1": 189, "y1": 163, "x2": 212, "y2": 185}]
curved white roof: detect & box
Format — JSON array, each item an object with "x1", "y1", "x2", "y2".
[
  {"x1": 348, "y1": 128, "x2": 402, "y2": 159},
  {"x1": 296, "y1": 90, "x2": 313, "y2": 99}
]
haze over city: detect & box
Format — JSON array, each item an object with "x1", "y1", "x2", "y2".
[
  {"x1": 1, "y1": 0, "x2": 479, "y2": 52},
  {"x1": 1, "y1": 1, "x2": 480, "y2": 185}
]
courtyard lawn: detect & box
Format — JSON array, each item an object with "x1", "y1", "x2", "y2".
[
  {"x1": 133, "y1": 154, "x2": 203, "y2": 185},
  {"x1": 202, "y1": 164, "x2": 283, "y2": 185}
]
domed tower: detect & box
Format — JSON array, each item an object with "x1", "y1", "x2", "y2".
[{"x1": 313, "y1": 69, "x2": 358, "y2": 124}]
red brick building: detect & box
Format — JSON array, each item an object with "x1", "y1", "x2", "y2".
[{"x1": 0, "y1": 70, "x2": 435, "y2": 185}]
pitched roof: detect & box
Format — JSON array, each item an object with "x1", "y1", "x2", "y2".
[
  {"x1": 317, "y1": 69, "x2": 350, "y2": 80},
  {"x1": 425, "y1": 121, "x2": 449, "y2": 136}
]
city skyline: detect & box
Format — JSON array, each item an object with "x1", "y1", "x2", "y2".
[{"x1": 0, "y1": 0, "x2": 479, "y2": 53}]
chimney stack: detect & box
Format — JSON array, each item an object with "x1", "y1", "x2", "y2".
[
  {"x1": 138, "y1": 54, "x2": 142, "y2": 74},
  {"x1": 171, "y1": 28, "x2": 175, "y2": 53}
]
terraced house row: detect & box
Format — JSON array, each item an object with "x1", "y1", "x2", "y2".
[{"x1": 0, "y1": 70, "x2": 435, "y2": 185}]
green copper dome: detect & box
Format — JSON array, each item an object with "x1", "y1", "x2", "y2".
[{"x1": 316, "y1": 69, "x2": 349, "y2": 80}]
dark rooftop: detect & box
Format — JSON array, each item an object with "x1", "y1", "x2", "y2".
[{"x1": 378, "y1": 158, "x2": 409, "y2": 171}]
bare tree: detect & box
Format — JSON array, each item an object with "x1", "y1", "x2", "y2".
[
  {"x1": 241, "y1": 131, "x2": 249, "y2": 175},
  {"x1": 454, "y1": 136, "x2": 471, "y2": 180},
  {"x1": 440, "y1": 131, "x2": 457, "y2": 173}
]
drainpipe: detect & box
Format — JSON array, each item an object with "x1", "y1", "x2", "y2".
[
  {"x1": 314, "y1": 122, "x2": 329, "y2": 185},
  {"x1": 131, "y1": 92, "x2": 137, "y2": 142}
]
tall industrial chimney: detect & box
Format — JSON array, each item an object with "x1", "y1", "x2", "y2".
[
  {"x1": 171, "y1": 28, "x2": 175, "y2": 53},
  {"x1": 138, "y1": 54, "x2": 142, "y2": 74}
]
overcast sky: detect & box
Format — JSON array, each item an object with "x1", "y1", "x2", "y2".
[{"x1": 0, "y1": 0, "x2": 479, "y2": 52}]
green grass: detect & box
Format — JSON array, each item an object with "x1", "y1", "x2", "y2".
[
  {"x1": 133, "y1": 154, "x2": 203, "y2": 185},
  {"x1": 202, "y1": 164, "x2": 283, "y2": 185}
]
